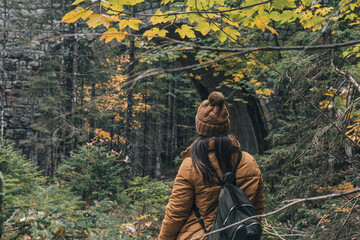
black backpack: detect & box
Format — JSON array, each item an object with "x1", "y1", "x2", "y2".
[{"x1": 193, "y1": 152, "x2": 262, "y2": 240}]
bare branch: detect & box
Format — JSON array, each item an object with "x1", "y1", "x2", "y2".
[
  {"x1": 191, "y1": 189, "x2": 360, "y2": 240},
  {"x1": 335, "y1": 197, "x2": 359, "y2": 239},
  {"x1": 53, "y1": 33, "x2": 360, "y2": 54},
  {"x1": 332, "y1": 62, "x2": 360, "y2": 94}
]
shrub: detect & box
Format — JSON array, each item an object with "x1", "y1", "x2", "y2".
[{"x1": 58, "y1": 145, "x2": 124, "y2": 204}]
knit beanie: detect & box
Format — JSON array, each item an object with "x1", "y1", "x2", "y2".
[{"x1": 195, "y1": 91, "x2": 230, "y2": 136}]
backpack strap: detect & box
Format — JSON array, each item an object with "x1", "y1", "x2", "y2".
[
  {"x1": 193, "y1": 203, "x2": 208, "y2": 233},
  {"x1": 230, "y1": 151, "x2": 242, "y2": 185}
]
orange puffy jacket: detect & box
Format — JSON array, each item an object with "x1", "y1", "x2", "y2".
[{"x1": 158, "y1": 135, "x2": 265, "y2": 240}]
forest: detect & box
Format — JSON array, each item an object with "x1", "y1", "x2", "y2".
[{"x1": 0, "y1": 0, "x2": 359, "y2": 239}]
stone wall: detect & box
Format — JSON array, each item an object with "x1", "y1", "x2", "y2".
[
  {"x1": 0, "y1": 0, "x2": 278, "y2": 168},
  {"x1": 0, "y1": 0, "x2": 67, "y2": 164},
  {"x1": 0, "y1": 0, "x2": 163, "y2": 172}
]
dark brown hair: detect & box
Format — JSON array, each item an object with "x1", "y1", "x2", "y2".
[{"x1": 190, "y1": 135, "x2": 232, "y2": 184}]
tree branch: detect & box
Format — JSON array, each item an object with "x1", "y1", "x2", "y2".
[
  {"x1": 331, "y1": 62, "x2": 360, "y2": 94},
  {"x1": 335, "y1": 197, "x2": 359, "y2": 239},
  {"x1": 54, "y1": 33, "x2": 360, "y2": 54},
  {"x1": 190, "y1": 189, "x2": 360, "y2": 240}
]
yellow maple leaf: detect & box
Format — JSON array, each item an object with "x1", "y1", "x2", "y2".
[
  {"x1": 265, "y1": 25, "x2": 279, "y2": 35},
  {"x1": 87, "y1": 14, "x2": 102, "y2": 28},
  {"x1": 86, "y1": 14, "x2": 119, "y2": 28},
  {"x1": 80, "y1": 10, "x2": 93, "y2": 20},
  {"x1": 109, "y1": 0, "x2": 124, "y2": 11},
  {"x1": 100, "y1": 28, "x2": 126, "y2": 43},
  {"x1": 216, "y1": 30, "x2": 227, "y2": 43},
  {"x1": 71, "y1": 0, "x2": 86, "y2": 6},
  {"x1": 61, "y1": 7, "x2": 85, "y2": 23},
  {"x1": 143, "y1": 28, "x2": 169, "y2": 40},
  {"x1": 175, "y1": 24, "x2": 196, "y2": 39},
  {"x1": 195, "y1": 21, "x2": 211, "y2": 36},
  {"x1": 253, "y1": 15, "x2": 270, "y2": 31},
  {"x1": 100, "y1": 1, "x2": 110, "y2": 8},
  {"x1": 150, "y1": 10, "x2": 168, "y2": 24},
  {"x1": 223, "y1": 27, "x2": 241, "y2": 41},
  {"x1": 223, "y1": 17, "x2": 239, "y2": 27},
  {"x1": 120, "y1": 0, "x2": 144, "y2": 5},
  {"x1": 119, "y1": 19, "x2": 143, "y2": 31}
]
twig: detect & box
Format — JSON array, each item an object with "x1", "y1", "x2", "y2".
[
  {"x1": 335, "y1": 197, "x2": 359, "y2": 239},
  {"x1": 263, "y1": 228, "x2": 286, "y2": 239},
  {"x1": 190, "y1": 188, "x2": 360, "y2": 240},
  {"x1": 264, "y1": 219, "x2": 286, "y2": 240},
  {"x1": 263, "y1": 228, "x2": 305, "y2": 238},
  {"x1": 331, "y1": 61, "x2": 360, "y2": 94}
]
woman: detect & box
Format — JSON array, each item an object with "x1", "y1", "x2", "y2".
[{"x1": 159, "y1": 92, "x2": 265, "y2": 240}]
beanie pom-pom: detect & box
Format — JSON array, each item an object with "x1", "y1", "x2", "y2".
[{"x1": 208, "y1": 91, "x2": 224, "y2": 106}]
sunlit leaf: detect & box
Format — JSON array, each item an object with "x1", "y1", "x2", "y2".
[
  {"x1": 175, "y1": 24, "x2": 196, "y2": 39},
  {"x1": 119, "y1": 19, "x2": 143, "y2": 30},
  {"x1": 61, "y1": 7, "x2": 86, "y2": 23},
  {"x1": 71, "y1": 0, "x2": 87, "y2": 6},
  {"x1": 143, "y1": 28, "x2": 169, "y2": 40}
]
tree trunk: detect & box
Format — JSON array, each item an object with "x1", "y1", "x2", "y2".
[
  {"x1": 171, "y1": 77, "x2": 177, "y2": 160},
  {"x1": 165, "y1": 77, "x2": 171, "y2": 167},
  {"x1": 155, "y1": 113, "x2": 161, "y2": 179},
  {"x1": 124, "y1": 40, "x2": 135, "y2": 169},
  {"x1": 142, "y1": 79, "x2": 148, "y2": 175},
  {"x1": 152, "y1": 28, "x2": 268, "y2": 154},
  {"x1": 177, "y1": 56, "x2": 267, "y2": 154},
  {"x1": 0, "y1": 0, "x2": 7, "y2": 142},
  {"x1": 72, "y1": 23, "x2": 78, "y2": 111}
]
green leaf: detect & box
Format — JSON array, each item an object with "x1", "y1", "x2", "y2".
[{"x1": 272, "y1": 0, "x2": 296, "y2": 10}]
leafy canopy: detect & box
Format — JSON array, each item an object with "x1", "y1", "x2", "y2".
[{"x1": 61, "y1": 0, "x2": 360, "y2": 44}]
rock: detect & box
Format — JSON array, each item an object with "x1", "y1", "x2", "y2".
[{"x1": 124, "y1": 226, "x2": 136, "y2": 235}]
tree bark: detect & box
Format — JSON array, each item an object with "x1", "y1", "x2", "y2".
[
  {"x1": 125, "y1": 40, "x2": 135, "y2": 170},
  {"x1": 176, "y1": 56, "x2": 267, "y2": 154},
  {"x1": 0, "y1": 0, "x2": 8, "y2": 142},
  {"x1": 171, "y1": 76, "x2": 177, "y2": 161}
]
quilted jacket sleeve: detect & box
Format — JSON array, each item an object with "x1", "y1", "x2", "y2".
[
  {"x1": 158, "y1": 158, "x2": 195, "y2": 240},
  {"x1": 253, "y1": 173, "x2": 265, "y2": 215}
]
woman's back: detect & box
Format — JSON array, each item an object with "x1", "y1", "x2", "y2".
[
  {"x1": 158, "y1": 92, "x2": 264, "y2": 240},
  {"x1": 159, "y1": 136, "x2": 264, "y2": 240}
]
